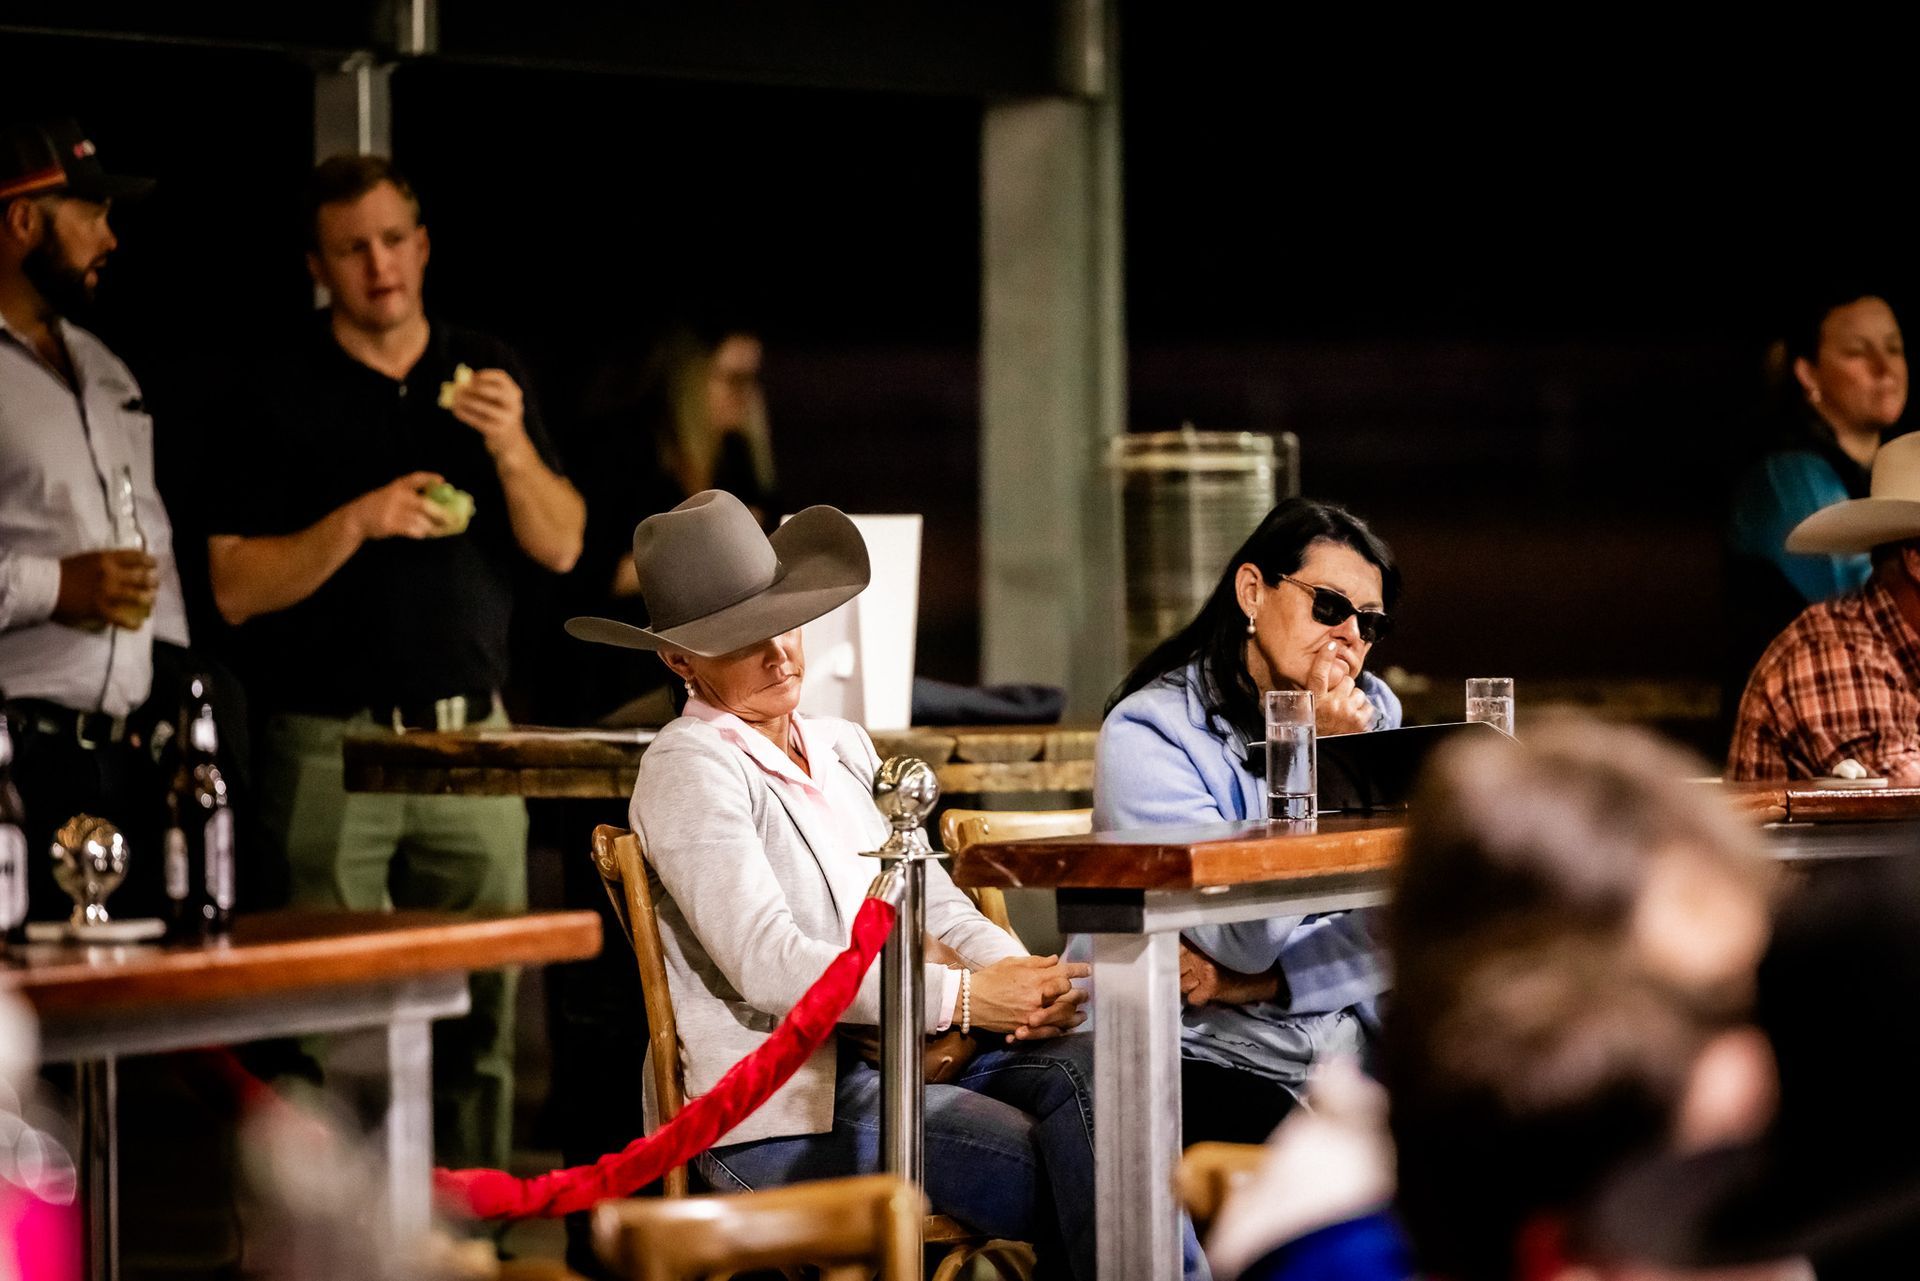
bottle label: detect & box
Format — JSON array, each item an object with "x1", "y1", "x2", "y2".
[
  {"x1": 205, "y1": 808, "x2": 235, "y2": 910},
  {"x1": 1, "y1": 825, "x2": 27, "y2": 929},
  {"x1": 165, "y1": 827, "x2": 189, "y2": 902}
]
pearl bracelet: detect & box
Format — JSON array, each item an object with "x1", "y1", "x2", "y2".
[{"x1": 960, "y1": 969, "x2": 972, "y2": 1036}]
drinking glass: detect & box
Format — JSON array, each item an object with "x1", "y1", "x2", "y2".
[
  {"x1": 1465, "y1": 677, "x2": 1515, "y2": 736},
  {"x1": 1265, "y1": 689, "x2": 1317, "y2": 821}
]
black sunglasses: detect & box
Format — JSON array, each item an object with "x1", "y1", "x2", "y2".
[{"x1": 1276, "y1": 575, "x2": 1393, "y2": 644}]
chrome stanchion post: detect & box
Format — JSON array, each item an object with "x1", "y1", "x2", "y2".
[{"x1": 862, "y1": 756, "x2": 944, "y2": 1191}]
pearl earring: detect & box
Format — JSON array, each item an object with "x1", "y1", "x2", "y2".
[
  {"x1": 1246, "y1": 613, "x2": 1258, "y2": 636},
  {"x1": 684, "y1": 680, "x2": 696, "y2": 698}
]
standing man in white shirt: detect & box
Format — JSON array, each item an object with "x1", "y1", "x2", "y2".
[{"x1": 0, "y1": 117, "x2": 188, "y2": 920}]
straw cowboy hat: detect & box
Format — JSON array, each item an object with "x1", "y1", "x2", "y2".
[
  {"x1": 1787, "y1": 433, "x2": 1920, "y2": 554},
  {"x1": 565, "y1": 490, "x2": 870, "y2": 657}
]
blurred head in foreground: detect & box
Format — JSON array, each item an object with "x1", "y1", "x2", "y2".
[
  {"x1": 1391, "y1": 715, "x2": 1775, "y2": 1010},
  {"x1": 1386, "y1": 717, "x2": 1787, "y2": 1281},
  {"x1": 1576, "y1": 852, "x2": 1920, "y2": 1278}
]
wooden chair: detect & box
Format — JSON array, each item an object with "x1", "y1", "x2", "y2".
[
  {"x1": 1176, "y1": 1141, "x2": 1265, "y2": 1228},
  {"x1": 591, "y1": 823, "x2": 690, "y2": 1196},
  {"x1": 937, "y1": 809, "x2": 1093, "y2": 952},
  {"x1": 588, "y1": 825, "x2": 1036, "y2": 1280},
  {"x1": 592, "y1": 1174, "x2": 922, "y2": 1281}
]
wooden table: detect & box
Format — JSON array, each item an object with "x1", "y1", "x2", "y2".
[
  {"x1": 1715, "y1": 780, "x2": 1920, "y2": 822},
  {"x1": 956, "y1": 816, "x2": 1404, "y2": 1281},
  {"x1": 1, "y1": 909, "x2": 601, "y2": 1281},
  {"x1": 950, "y1": 791, "x2": 1920, "y2": 1281},
  {"x1": 341, "y1": 724, "x2": 1096, "y2": 799}
]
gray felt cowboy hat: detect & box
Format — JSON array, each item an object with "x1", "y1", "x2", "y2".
[
  {"x1": 1787, "y1": 433, "x2": 1920, "y2": 554},
  {"x1": 565, "y1": 489, "x2": 870, "y2": 657}
]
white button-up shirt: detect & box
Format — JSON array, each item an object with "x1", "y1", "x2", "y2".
[{"x1": 0, "y1": 311, "x2": 188, "y2": 715}]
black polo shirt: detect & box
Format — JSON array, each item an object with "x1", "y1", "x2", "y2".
[{"x1": 211, "y1": 317, "x2": 564, "y2": 716}]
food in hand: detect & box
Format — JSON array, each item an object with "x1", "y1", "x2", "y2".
[
  {"x1": 423, "y1": 481, "x2": 476, "y2": 535},
  {"x1": 436, "y1": 362, "x2": 475, "y2": 410}
]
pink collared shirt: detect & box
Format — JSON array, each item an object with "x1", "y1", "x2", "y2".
[{"x1": 684, "y1": 697, "x2": 963, "y2": 1030}]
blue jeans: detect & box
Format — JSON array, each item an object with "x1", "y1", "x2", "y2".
[{"x1": 700, "y1": 1035, "x2": 1206, "y2": 1281}]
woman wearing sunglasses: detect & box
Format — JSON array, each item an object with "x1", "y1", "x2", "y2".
[{"x1": 1092, "y1": 497, "x2": 1402, "y2": 1145}]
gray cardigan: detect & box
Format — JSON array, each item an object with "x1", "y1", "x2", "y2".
[{"x1": 630, "y1": 714, "x2": 1026, "y2": 1145}]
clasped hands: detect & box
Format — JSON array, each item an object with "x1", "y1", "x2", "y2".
[{"x1": 961, "y1": 953, "x2": 1091, "y2": 1044}]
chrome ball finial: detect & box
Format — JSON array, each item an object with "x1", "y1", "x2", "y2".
[
  {"x1": 873, "y1": 757, "x2": 940, "y2": 832},
  {"x1": 51, "y1": 815, "x2": 129, "y2": 928}
]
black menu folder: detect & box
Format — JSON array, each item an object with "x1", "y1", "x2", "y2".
[{"x1": 1253, "y1": 720, "x2": 1518, "y2": 814}]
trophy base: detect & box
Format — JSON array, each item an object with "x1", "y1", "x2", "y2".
[{"x1": 25, "y1": 917, "x2": 169, "y2": 944}]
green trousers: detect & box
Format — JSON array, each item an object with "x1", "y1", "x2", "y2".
[{"x1": 256, "y1": 707, "x2": 528, "y2": 1170}]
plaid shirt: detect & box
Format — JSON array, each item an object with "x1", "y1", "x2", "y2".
[{"x1": 1728, "y1": 569, "x2": 1920, "y2": 781}]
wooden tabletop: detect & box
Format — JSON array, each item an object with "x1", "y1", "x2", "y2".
[
  {"x1": 951, "y1": 786, "x2": 1920, "y2": 892},
  {"x1": 1712, "y1": 780, "x2": 1920, "y2": 823},
  {"x1": 342, "y1": 724, "x2": 1096, "y2": 798},
  {"x1": 953, "y1": 816, "x2": 1410, "y2": 891},
  {"x1": 0, "y1": 909, "x2": 602, "y2": 1017}
]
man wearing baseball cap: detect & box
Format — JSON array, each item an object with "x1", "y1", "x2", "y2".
[
  {"x1": 0, "y1": 116, "x2": 187, "y2": 920},
  {"x1": 1728, "y1": 431, "x2": 1920, "y2": 782}
]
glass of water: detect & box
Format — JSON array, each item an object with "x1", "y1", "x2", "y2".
[
  {"x1": 1265, "y1": 689, "x2": 1317, "y2": 821},
  {"x1": 1465, "y1": 677, "x2": 1516, "y2": 736}
]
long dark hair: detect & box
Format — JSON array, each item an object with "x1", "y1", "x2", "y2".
[{"x1": 1105, "y1": 497, "x2": 1401, "y2": 742}]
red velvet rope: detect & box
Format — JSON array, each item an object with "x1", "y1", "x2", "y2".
[{"x1": 436, "y1": 892, "x2": 897, "y2": 1218}]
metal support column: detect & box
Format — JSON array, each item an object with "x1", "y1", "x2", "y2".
[
  {"x1": 980, "y1": 0, "x2": 1125, "y2": 719},
  {"x1": 380, "y1": 1015, "x2": 437, "y2": 1248},
  {"x1": 1091, "y1": 931, "x2": 1183, "y2": 1281},
  {"x1": 313, "y1": 52, "x2": 394, "y2": 162}
]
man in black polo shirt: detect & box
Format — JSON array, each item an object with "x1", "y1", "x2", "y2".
[{"x1": 207, "y1": 154, "x2": 584, "y2": 1169}]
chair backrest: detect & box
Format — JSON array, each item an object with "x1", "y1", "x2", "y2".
[
  {"x1": 1176, "y1": 1141, "x2": 1265, "y2": 1227},
  {"x1": 938, "y1": 808, "x2": 1093, "y2": 935},
  {"x1": 593, "y1": 1174, "x2": 923, "y2": 1281},
  {"x1": 590, "y1": 823, "x2": 690, "y2": 1197}
]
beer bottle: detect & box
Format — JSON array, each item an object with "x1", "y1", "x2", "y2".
[
  {"x1": 165, "y1": 676, "x2": 234, "y2": 939},
  {"x1": 0, "y1": 695, "x2": 28, "y2": 946}
]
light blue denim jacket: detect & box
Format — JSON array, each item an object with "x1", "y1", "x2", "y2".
[{"x1": 1090, "y1": 660, "x2": 1399, "y2": 1089}]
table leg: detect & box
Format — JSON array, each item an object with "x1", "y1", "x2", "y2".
[
  {"x1": 78, "y1": 1055, "x2": 119, "y2": 1281},
  {"x1": 1092, "y1": 931, "x2": 1183, "y2": 1281},
  {"x1": 381, "y1": 1017, "x2": 435, "y2": 1246}
]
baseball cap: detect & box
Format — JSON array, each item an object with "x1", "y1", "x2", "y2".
[{"x1": 0, "y1": 117, "x2": 154, "y2": 204}]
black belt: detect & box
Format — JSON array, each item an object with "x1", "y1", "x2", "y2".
[
  {"x1": 368, "y1": 689, "x2": 497, "y2": 733},
  {"x1": 5, "y1": 699, "x2": 132, "y2": 749}
]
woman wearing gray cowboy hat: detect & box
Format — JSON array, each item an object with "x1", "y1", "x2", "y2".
[{"x1": 569, "y1": 490, "x2": 1176, "y2": 1281}]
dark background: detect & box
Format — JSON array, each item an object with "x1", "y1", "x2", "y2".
[{"x1": 4, "y1": 10, "x2": 1910, "y2": 724}]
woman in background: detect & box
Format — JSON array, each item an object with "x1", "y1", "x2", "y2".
[
  {"x1": 1094, "y1": 497, "x2": 1401, "y2": 1144},
  {"x1": 1726, "y1": 289, "x2": 1906, "y2": 698},
  {"x1": 554, "y1": 319, "x2": 780, "y2": 726}
]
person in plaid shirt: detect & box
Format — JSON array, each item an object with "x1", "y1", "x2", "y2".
[{"x1": 1730, "y1": 432, "x2": 1920, "y2": 782}]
